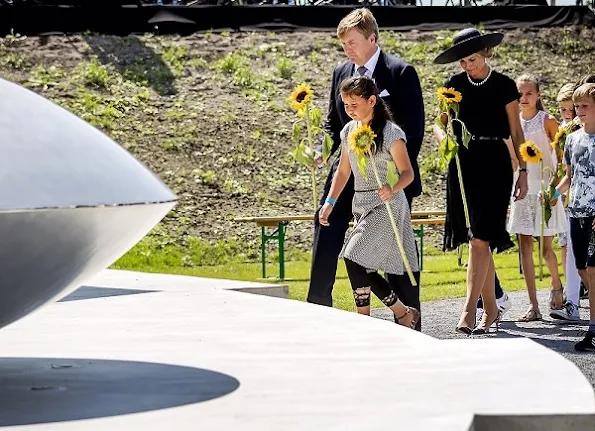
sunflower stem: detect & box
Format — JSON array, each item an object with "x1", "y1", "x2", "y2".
[
  {"x1": 305, "y1": 103, "x2": 317, "y2": 211},
  {"x1": 539, "y1": 160, "x2": 544, "y2": 282},
  {"x1": 454, "y1": 154, "x2": 471, "y2": 229},
  {"x1": 447, "y1": 114, "x2": 470, "y2": 229},
  {"x1": 368, "y1": 151, "x2": 417, "y2": 287}
]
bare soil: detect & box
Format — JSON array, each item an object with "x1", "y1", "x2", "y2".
[{"x1": 1, "y1": 27, "x2": 593, "y2": 258}]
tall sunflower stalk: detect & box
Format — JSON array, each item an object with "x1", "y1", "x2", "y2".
[
  {"x1": 288, "y1": 83, "x2": 333, "y2": 210},
  {"x1": 349, "y1": 123, "x2": 417, "y2": 287},
  {"x1": 551, "y1": 118, "x2": 581, "y2": 207},
  {"x1": 519, "y1": 140, "x2": 550, "y2": 281},
  {"x1": 435, "y1": 87, "x2": 473, "y2": 229}
]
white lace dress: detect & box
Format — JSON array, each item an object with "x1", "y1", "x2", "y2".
[{"x1": 508, "y1": 110, "x2": 566, "y2": 236}]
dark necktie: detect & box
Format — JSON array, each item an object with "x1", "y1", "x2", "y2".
[{"x1": 357, "y1": 66, "x2": 368, "y2": 77}]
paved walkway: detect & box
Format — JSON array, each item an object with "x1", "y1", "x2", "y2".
[
  {"x1": 0, "y1": 270, "x2": 592, "y2": 430},
  {"x1": 372, "y1": 289, "x2": 595, "y2": 387}
]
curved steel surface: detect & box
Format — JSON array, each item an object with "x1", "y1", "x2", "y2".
[
  {"x1": 0, "y1": 203, "x2": 175, "y2": 329},
  {"x1": 0, "y1": 78, "x2": 178, "y2": 329},
  {"x1": 0, "y1": 78, "x2": 176, "y2": 210}
]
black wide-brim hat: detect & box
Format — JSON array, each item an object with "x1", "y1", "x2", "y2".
[{"x1": 433, "y1": 28, "x2": 504, "y2": 64}]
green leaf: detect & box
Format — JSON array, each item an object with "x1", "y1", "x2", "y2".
[
  {"x1": 453, "y1": 118, "x2": 471, "y2": 148},
  {"x1": 439, "y1": 135, "x2": 458, "y2": 169},
  {"x1": 386, "y1": 161, "x2": 399, "y2": 188},
  {"x1": 356, "y1": 155, "x2": 368, "y2": 179},
  {"x1": 322, "y1": 133, "x2": 333, "y2": 162},
  {"x1": 450, "y1": 103, "x2": 460, "y2": 118},
  {"x1": 292, "y1": 121, "x2": 302, "y2": 145},
  {"x1": 291, "y1": 143, "x2": 313, "y2": 166},
  {"x1": 310, "y1": 107, "x2": 322, "y2": 128},
  {"x1": 461, "y1": 125, "x2": 471, "y2": 148},
  {"x1": 543, "y1": 197, "x2": 552, "y2": 228}
]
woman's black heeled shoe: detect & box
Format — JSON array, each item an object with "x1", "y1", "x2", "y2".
[
  {"x1": 455, "y1": 326, "x2": 473, "y2": 335},
  {"x1": 455, "y1": 311, "x2": 475, "y2": 335},
  {"x1": 472, "y1": 310, "x2": 501, "y2": 335}
]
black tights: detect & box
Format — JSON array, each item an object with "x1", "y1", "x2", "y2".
[{"x1": 344, "y1": 258, "x2": 402, "y2": 308}]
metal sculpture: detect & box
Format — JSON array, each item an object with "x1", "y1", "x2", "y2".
[{"x1": 0, "y1": 77, "x2": 177, "y2": 329}]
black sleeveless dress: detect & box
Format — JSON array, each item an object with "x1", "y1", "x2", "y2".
[{"x1": 442, "y1": 70, "x2": 519, "y2": 253}]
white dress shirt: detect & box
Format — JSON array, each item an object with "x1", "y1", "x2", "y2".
[{"x1": 354, "y1": 46, "x2": 381, "y2": 77}]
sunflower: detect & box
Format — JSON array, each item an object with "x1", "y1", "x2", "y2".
[
  {"x1": 349, "y1": 124, "x2": 376, "y2": 157},
  {"x1": 551, "y1": 128, "x2": 567, "y2": 151},
  {"x1": 436, "y1": 87, "x2": 462, "y2": 105},
  {"x1": 555, "y1": 147, "x2": 564, "y2": 164},
  {"x1": 288, "y1": 83, "x2": 313, "y2": 111},
  {"x1": 519, "y1": 140, "x2": 543, "y2": 164}
]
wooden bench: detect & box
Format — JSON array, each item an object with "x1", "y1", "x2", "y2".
[{"x1": 235, "y1": 210, "x2": 446, "y2": 280}]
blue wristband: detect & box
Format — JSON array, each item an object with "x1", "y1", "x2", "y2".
[
  {"x1": 325, "y1": 196, "x2": 336, "y2": 206},
  {"x1": 554, "y1": 189, "x2": 561, "y2": 199}
]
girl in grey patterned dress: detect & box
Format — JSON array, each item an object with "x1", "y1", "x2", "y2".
[{"x1": 318, "y1": 76, "x2": 420, "y2": 329}]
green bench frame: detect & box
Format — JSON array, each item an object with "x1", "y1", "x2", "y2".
[{"x1": 235, "y1": 212, "x2": 445, "y2": 280}]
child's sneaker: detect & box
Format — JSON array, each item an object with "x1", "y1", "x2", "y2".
[
  {"x1": 550, "y1": 301, "x2": 580, "y2": 322},
  {"x1": 476, "y1": 292, "x2": 512, "y2": 323},
  {"x1": 497, "y1": 293, "x2": 512, "y2": 318},
  {"x1": 575, "y1": 330, "x2": 595, "y2": 352}
]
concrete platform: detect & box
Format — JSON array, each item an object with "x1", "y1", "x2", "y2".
[{"x1": 0, "y1": 270, "x2": 593, "y2": 430}]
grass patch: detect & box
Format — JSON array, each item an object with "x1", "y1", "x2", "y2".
[{"x1": 114, "y1": 240, "x2": 559, "y2": 312}]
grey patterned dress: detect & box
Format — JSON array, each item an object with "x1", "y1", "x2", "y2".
[{"x1": 339, "y1": 120, "x2": 419, "y2": 275}]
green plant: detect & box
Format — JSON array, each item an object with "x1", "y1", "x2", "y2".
[
  {"x1": 162, "y1": 45, "x2": 188, "y2": 76},
  {"x1": 276, "y1": 56, "x2": 294, "y2": 79},
  {"x1": 26, "y1": 65, "x2": 65, "y2": 90},
  {"x1": 81, "y1": 58, "x2": 110, "y2": 88}
]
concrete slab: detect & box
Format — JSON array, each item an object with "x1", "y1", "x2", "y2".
[
  {"x1": 0, "y1": 270, "x2": 593, "y2": 430},
  {"x1": 84, "y1": 268, "x2": 289, "y2": 298}
]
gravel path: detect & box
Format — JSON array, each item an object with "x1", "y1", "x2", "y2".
[{"x1": 371, "y1": 289, "x2": 595, "y2": 388}]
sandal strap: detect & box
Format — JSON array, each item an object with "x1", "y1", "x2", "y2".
[{"x1": 519, "y1": 308, "x2": 542, "y2": 321}]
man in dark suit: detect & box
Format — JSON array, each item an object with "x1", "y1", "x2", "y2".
[{"x1": 307, "y1": 8, "x2": 425, "y2": 329}]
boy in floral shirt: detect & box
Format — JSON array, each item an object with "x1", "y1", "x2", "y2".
[{"x1": 556, "y1": 83, "x2": 595, "y2": 351}]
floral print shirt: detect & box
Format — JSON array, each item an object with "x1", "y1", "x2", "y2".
[{"x1": 564, "y1": 129, "x2": 595, "y2": 218}]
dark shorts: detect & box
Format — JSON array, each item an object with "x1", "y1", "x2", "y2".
[{"x1": 570, "y1": 216, "x2": 595, "y2": 270}]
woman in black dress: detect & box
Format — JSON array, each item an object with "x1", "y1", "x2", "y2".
[{"x1": 433, "y1": 28, "x2": 528, "y2": 335}]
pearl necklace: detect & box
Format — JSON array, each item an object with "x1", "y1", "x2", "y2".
[{"x1": 467, "y1": 66, "x2": 492, "y2": 87}]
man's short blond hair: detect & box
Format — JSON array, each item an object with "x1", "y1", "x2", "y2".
[
  {"x1": 573, "y1": 83, "x2": 595, "y2": 104},
  {"x1": 336, "y1": 8, "x2": 379, "y2": 43}
]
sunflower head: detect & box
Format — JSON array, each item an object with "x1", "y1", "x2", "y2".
[
  {"x1": 519, "y1": 140, "x2": 543, "y2": 164},
  {"x1": 437, "y1": 87, "x2": 463, "y2": 106},
  {"x1": 551, "y1": 128, "x2": 568, "y2": 151},
  {"x1": 288, "y1": 83, "x2": 313, "y2": 111},
  {"x1": 349, "y1": 124, "x2": 376, "y2": 157}
]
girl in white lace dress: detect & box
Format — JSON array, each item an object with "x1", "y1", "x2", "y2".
[{"x1": 508, "y1": 74, "x2": 566, "y2": 321}]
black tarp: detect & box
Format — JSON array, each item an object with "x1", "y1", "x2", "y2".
[{"x1": 0, "y1": 4, "x2": 592, "y2": 35}]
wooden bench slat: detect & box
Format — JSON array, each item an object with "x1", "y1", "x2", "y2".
[
  {"x1": 411, "y1": 217, "x2": 445, "y2": 226},
  {"x1": 235, "y1": 210, "x2": 446, "y2": 224}
]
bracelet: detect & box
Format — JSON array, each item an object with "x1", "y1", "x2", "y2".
[
  {"x1": 325, "y1": 196, "x2": 336, "y2": 206},
  {"x1": 554, "y1": 189, "x2": 561, "y2": 199},
  {"x1": 519, "y1": 167, "x2": 527, "y2": 172}
]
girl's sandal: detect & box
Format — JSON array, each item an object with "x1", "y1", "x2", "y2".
[
  {"x1": 396, "y1": 307, "x2": 420, "y2": 329},
  {"x1": 518, "y1": 308, "x2": 542, "y2": 322},
  {"x1": 549, "y1": 287, "x2": 565, "y2": 310}
]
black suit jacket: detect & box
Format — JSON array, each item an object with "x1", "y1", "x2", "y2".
[{"x1": 325, "y1": 50, "x2": 425, "y2": 200}]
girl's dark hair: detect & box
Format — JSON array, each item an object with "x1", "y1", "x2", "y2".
[{"x1": 339, "y1": 76, "x2": 393, "y2": 154}]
